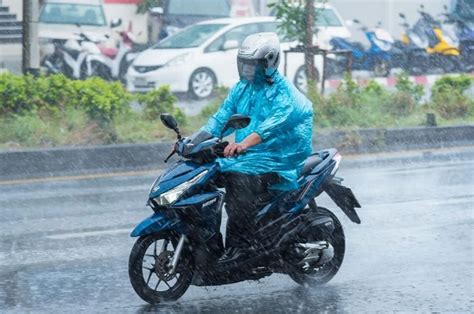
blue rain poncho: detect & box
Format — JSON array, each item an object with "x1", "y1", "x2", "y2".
[{"x1": 202, "y1": 71, "x2": 313, "y2": 191}]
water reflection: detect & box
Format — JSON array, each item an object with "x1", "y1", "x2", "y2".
[{"x1": 136, "y1": 285, "x2": 344, "y2": 313}]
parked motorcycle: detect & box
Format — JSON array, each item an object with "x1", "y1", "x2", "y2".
[
  {"x1": 413, "y1": 4, "x2": 461, "y2": 73},
  {"x1": 85, "y1": 19, "x2": 146, "y2": 82},
  {"x1": 128, "y1": 113, "x2": 361, "y2": 304},
  {"x1": 328, "y1": 19, "x2": 399, "y2": 77},
  {"x1": 442, "y1": 4, "x2": 474, "y2": 72},
  {"x1": 396, "y1": 12, "x2": 431, "y2": 75},
  {"x1": 41, "y1": 26, "x2": 105, "y2": 80}
]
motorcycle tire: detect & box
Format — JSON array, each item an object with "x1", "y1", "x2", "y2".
[
  {"x1": 441, "y1": 55, "x2": 461, "y2": 74},
  {"x1": 287, "y1": 206, "x2": 345, "y2": 287},
  {"x1": 373, "y1": 60, "x2": 390, "y2": 77},
  {"x1": 129, "y1": 233, "x2": 193, "y2": 304}
]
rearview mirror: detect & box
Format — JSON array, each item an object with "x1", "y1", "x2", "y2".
[
  {"x1": 160, "y1": 113, "x2": 178, "y2": 132},
  {"x1": 399, "y1": 13, "x2": 406, "y2": 19},
  {"x1": 222, "y1": 40, "x2": 239, "y2": 51},
  {"x1": 353, "y1": 19, "x2": 360, "y2": 24},
  {"x1": 221, "y1": 114, "x2": 250, "y2": 137},
  {"x1": 443, "y1": 4, "x2": 448, "y2": 11},
  {"x1": 110, "y1": 18, "x2": 122, "y2": 28}
]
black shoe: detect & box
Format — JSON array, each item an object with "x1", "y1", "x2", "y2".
[{"x1": 218, "y1": 247, "x2": 249, "y2": 266}]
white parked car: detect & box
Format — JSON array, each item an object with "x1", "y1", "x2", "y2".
[{"x1": 127, "y1": 6, "x2": 349, "y2": 98}]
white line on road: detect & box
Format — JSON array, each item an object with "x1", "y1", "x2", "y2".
[{"x1": 47, "y1": 228, "x2": 131, "y2": 240}]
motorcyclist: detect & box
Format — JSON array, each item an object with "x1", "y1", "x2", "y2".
[{"x1": 201, "y1": 32, "x2": 314, "y2": 265}]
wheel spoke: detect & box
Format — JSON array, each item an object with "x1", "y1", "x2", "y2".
[
  {"x1": 160, "y1": 240, "x2": 169, "y2": 253},
  {"x1": 146, "y1": 269, "x2": 153, "y2": 284},
  {"x1": 154, "y1": 279, "x2": 162, "y2": 290},
  {"x1": 163, "y1": 280, "x2": 172, "y2": 289},
  {"x1": 154, "y1": 240, "x2": 157, "y2": 257}
]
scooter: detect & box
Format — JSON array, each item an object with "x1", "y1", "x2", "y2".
[
  {"x1": 85, "y1": 19, "x2": 145, "y2": 81},
  {"x1": 128, "y1": 113, "x2": 361, "y2": 304},
  {"x1": 414, "y1": 4, "x2": 461, "y2": 73},
  {"x1": 328, "y1": 19, "x2": 399, "y2": 77},
  {"x1": 396, "y1": 12, "x2": 431, "y2": 75},
  {"x1": 442, "y1": 4, "x2": 474, "y2": 72},
  {"x1": 41, "y1": 26, "x2": 104, "y2": 79}
]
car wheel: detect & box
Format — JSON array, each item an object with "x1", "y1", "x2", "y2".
[
  {"x1": 189, "y1": 68, "x2": 216, "y2": 99},
  {"x1": 294, "y1": 65, "x2": 319, "y2": 94}
]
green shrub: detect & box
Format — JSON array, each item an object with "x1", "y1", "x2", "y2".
[
  {"x1": 71, "y1": 77, "x2": 131, "y2": 124},
  {"x1": 0, "y1": 108, "x2": 103, "y2": 148},
  {"x1": 394, "y1": 72, "x2": 424, "y2": 101},
  {"x1": 113, "y1": 110, "x2": 169, "y2": 143},
  {"x1": 199, "y1": 86, "x2": 229, "y2": 120},
  {"x1": 137, "y1": 85, "x2": 186, "y2": 125},
  {"x1": 430, "y1": 75, "x2": 474, "y2": 118},
  {"x1": 0, "y1": 73, "x2": 31, "y2": 115}
]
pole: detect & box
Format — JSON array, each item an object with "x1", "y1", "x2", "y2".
[
  {"x1": 304, "y1": 0, "x2": 316, "y2": 83},
  {"x1": 22, "y1": 0, "x2": 40, "y2": 75}
]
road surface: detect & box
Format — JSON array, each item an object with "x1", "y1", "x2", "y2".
[{"x1": 0, "y1": 148, "x2": 473, "y2": 312}]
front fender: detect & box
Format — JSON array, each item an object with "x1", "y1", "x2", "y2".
[{"x1": 130, "y1": 212, "x2": 179, "y2": 237}]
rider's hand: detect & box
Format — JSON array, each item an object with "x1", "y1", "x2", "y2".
[{"x1": 223, "y1": 143, "x2": 246, "y2": 157}]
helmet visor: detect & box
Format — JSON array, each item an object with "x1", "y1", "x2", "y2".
[{"x1": 237, "y1": 57, "x2": 267, "y2": 82}]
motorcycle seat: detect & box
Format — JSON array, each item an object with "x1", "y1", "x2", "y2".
[{"x1": 301, "y1": 154, "x2": 323, "y2": 175}]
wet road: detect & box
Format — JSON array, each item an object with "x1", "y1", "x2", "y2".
[{"x1": 0, "y1": 148, "x2": 473, "y2": 312}]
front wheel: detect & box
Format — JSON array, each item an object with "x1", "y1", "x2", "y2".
[
  {"x1": 373, "y1": 59, "x2": 390, "y2": 77},
  {"x1": 188, "y1": 68, "x2": 216, "y2": 99},
  {"x1": 128, "y1": 233, "x2": 193, "y2": 304},
  {"x1": 294, "y1": 65, "x2": 320, "y2": 94},
  {"x1": 287, "y1": 206, "x2": 345, "y2": 286}
]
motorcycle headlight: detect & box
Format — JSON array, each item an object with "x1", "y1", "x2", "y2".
[
  {"x1": 154, "y1": 170, "x2": 208, "y2": 206},
  {"x1": 165, "y1": 52, "x2": 193, "y2": 67}
]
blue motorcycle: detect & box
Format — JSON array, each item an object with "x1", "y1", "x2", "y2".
[
  {"x1": 328, "y1": 19, "x2": 400, "y2": 77},
  {"x1": 443, "y1": 4, "x2": 474, "y2": 72},
  {"x1": 128, "y1": 113, "x2": 361, "y2": 304}
]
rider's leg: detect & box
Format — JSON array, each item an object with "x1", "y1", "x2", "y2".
[{"x1": 222, "y1": 172, "x2": 280, "y2": 254}]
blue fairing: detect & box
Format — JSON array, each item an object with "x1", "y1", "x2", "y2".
[
  {"x1": 131, "y1": 212, "x2": 180, "y2": 237},
  {"x1": 149, "y1": 161, "x2": 218, "y2": 198},
  {"x1": 331, "y1": 37, "x2": 365, "y2": 59},
  {"x1": 173, "y1": 191, "x2": 222, "y2": 207}
]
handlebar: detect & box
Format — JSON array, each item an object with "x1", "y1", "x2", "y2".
[{"x1": 165, "y1": 139, "x2": 247, "y2": 162}]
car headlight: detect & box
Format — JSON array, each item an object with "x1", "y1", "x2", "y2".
[
  {"x1": 154, "y1": 170, "x2": 208, "y2": 206},
  {"x1": 165, "y1": 52, "x2": 193, "y2": 67}
]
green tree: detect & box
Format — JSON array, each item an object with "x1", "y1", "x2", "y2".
[{"x1": 269, "y1": 0, "x2": 327, "y2": 86}]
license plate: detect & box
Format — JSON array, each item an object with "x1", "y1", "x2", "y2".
[{"x1": 135, "y1": 78, "x2": 147, "y2": 87}]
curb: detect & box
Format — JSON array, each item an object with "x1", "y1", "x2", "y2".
[{"x1": 0, "y1": 125, "x2": 473, "y2": 180}]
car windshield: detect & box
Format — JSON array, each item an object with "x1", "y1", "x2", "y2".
[
  {"x1": 155, "y1": 24, "x2": 227, "y2": 49},
  {"x1": 168, "y1": 0, "x2": 230, "y2": 16},
  {"x1": 316, "y1": 8, "x2": 343, "y2": 27},
  {"x1": 39, "y1": 3, "x2": 107, "y2": 26}
]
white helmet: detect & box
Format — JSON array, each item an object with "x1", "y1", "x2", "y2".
[{"x1": 237, "y1": 32, "x2": 280, "y2": 83}]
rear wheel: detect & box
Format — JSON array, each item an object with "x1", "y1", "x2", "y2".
[
  {"x1": 287, "y1": 206, "x2": 345, "y2": 286},
  {"x1": 128, "y1": 233, "x2": 193, "y2": 304}
]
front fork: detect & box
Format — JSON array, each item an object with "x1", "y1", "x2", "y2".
[{"x1": 168, "y1": 234, "x2": 187, "y2": 275}]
